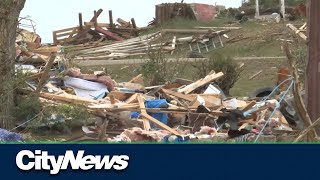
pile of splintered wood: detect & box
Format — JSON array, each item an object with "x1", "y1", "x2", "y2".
[
  {"x1": 25, "y1": 66, "x2": 295, "y2": 142},
  {"x1": 66, "y1": 32, "x2": 168, "y2": 60},
  {"x1": 65, "y1": 29, "x2": 232, "y2": 61},
  {"x1": 52, "y1": 9, "x2": 151, "y2": 45}
]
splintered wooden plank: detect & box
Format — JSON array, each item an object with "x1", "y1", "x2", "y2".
[
  {"x1": 83, "y1": 22, "x2": 110, "y2": 28},
  {"x1": 109, "y1": 95, "x2": 116, "y2": 104},
  {"x1": 109, "y1": 10, "x2": 114, "y2": 30},
  {"x1": 95, "y1": 27, "x2": 124, "y2": 41},
  {"x1": 241, "y1": 101, "x2": 256, "y2": 112},
  {"x1": 125, "y1": 93, "x2": 138, "y2": 104},
  {"x1": 35, "y1": 54, "x2": 57, "y2": 94},
  {"x1": 188, "y1": 95, "x2": 222, "y2": 109},
  {"x1": 161, "y1": 88, "x2": 194, "y2": 101},
  {"x1": 53, "y1": 27, "x2": 78, "y2": 34},
  {"x1": 79, "y1": 13, "x2": 83, "y2": 31},
  {"x1": 141, "y1": 113, "x2": 179, "y2": 135},
  {"x1": 90, "y1": 9, "x2": 103, "y2": 22},
  {"x1": 137, "y1": 94, "x2": 151, "y2": 130},
  {"x1": 66, "y1": 28, "x2": 78, "y2": 41},
  {"x1": 286, "y1": 24, "x2": 307, "y2": 41},
  {"x1": 40, "y1": 92, "x2": 98, "y2": 105},
  {"x1": 128, "y1": 74, "x2": 143, "y2": 84},
  {"x1": 178, "y1": 72, "x2": 224, "y2": 94},
  {"x1": 108, "y1": 91, "x2": 133, "y2": 101},
  {"x1": 249, "y1": 70, "x2": 263, "y2": 80}
]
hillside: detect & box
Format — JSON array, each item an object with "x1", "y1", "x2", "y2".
[{"x1": 82, "y1": 17, "x2": 307, "y2": 97}]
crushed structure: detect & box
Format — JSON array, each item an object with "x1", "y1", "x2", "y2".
[{"x1": 10, "y1": 2, "x2": 310, "y2": 143}]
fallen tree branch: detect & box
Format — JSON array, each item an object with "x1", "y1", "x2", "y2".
[
  {"x1": 283, "y1": 43, "x2": 317, "y2": 141},
  {"x1": 294, "y1": 117, "x2": 320, "y2": 142}
]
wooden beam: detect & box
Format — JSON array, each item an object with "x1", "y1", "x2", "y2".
[
  {"x1": 34, "y1": 54, "x2": 57, "y2": 94},
  {"x1": 140, "y1": 113, "x2": 180, "y2": 135},
  {"x1": 249, "y1": 70, "x2": 263, "y2": 80},
  {"x1": 161, "y1": 88, "x2": 194, "y2": 101},
  {"x1": 109, "y1": 95, "x2": 116, "y2": 104},
  {"x1": 78, "y1": 13, "x2": 83, "y2": 31},
  {"x1": 131, "y1": 18, "x2": 139, "y2": 36},
  {"x1": 66, "y1": 28, "x2": 78, "y2": 41},
  {"x1": 40, "y1": 92, "x2": 98, "y2": 105},
  {"x1": 287, "y1": 24, "x2": 307, "y2": 40},
  {"x1": 125, "y1": 93, "x2": 138, "y2": 104},
  {"x1": 83, "y1": 22, "x2": 110, "y2": 28},
  {"x1": 95, "y1": 27, "x2": 124, "y2": 41},
  {"x1": 137, "y1": 94, "x2": 151, "y2": 130},
  {"x1": 242, "y1": 101, "x2": 256, "y2": 112},
  {"x1": 178, "y1": 72, "x2": 224, "y2": 94},
  {"x1": 93, "y1": 10, "x2": 98, "y2": 28},
  {"x1": 90, "y1": 9, "x2": 103, "y2": 22},
  {"x1": 109, "y1": 10, "x2": 114, "y2": 30},
  {"x1": 128, "y1": 74, "x2": 143, "y2": 84}
]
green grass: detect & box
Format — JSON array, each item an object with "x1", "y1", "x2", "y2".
[{"x1": 78, "y1": 18, "x2": 307, "y2": 97}]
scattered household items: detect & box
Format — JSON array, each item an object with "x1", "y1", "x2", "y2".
[{"x1": 10, "y1": 2, "x2": 310, "y2": 143}]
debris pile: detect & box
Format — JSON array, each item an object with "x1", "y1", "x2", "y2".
[
  {"x1": 10, "y1": 4, "x2": 308, "y2": 143},
  {"x1": 16, "y1": 60, "x2": 298, "y2": 142},
  {"x1": 154, "y1": 3, "x2": 218, "y2": 25},
  {"x1": 52, "y1": 9, "x2": 145, "y2": 45}
]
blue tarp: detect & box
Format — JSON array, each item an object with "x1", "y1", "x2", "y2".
[
  {"x1": 130, "y1": 99, "x2": 169, "y2": 127},
  {"x1": 0, "y1": 128, "x2": 23, "y2": 142},
  {"x1": 145, "y1": 99, "x2": 169, "y2": 127},
  {"x1": 162, "y1": 135, "x2": 190, "y2": 142}
]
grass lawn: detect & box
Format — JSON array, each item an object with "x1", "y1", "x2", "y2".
[{"x1": 78, "y1": 18, "x2": 306, "y2": 97}]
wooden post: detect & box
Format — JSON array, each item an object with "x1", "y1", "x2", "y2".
[
  {"x1": 78, "y1": 13, "x2": 83, "y2": 31},
  {"x1": 255, "y1": 0, "x2": 260, "y2": 18},
  {"x1": 131, "y1": 18, "x2": 139, "y2": 36},
  {"x1": 90, "y1": 9, "x2": 103, "y2": 22},
  {"x1": 306, "y1": 0, "x2": 320, "y2": 135},
  {"x1": 109, "y1": 10, "x2": 114, "y2": 31},
  {"x1": 280, "y1": 0, "x2": 285, "y2": 17},
  {"x1": 93, "y1": 10, "x2": 98, "y2": 28}
]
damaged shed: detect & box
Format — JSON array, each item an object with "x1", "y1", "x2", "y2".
[{"x1": 155, "y1": 3, "x2": 217, "y2": 25}]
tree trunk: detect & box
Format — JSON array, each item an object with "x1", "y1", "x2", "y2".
[
  {"x1": 0, "y1": 0, "x2": 26, "y2": 129},
  {"x1": 306, "y1": 0, "x2": 320, "y2": 136}
]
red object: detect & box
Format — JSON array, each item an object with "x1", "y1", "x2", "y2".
[
  {"x1": 295, "y1": 3, "x2": 307, "y2": 17},
  {"x1": 190, "y1": 3, "x2": 217, "y2": 22},
  {"x1": 95, "y1": 27, "x2": 124, "y2": 41}
]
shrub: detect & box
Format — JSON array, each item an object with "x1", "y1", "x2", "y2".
[
  {"x1": 140, "y1": 49, "x2": 186, "y2": 86},
  {"x1": 192, "y1": 53, "x2": 243, "y2": 96}
]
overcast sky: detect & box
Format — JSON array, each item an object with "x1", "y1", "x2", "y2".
[{"x1": 20, "y1": 0, "x2": 242, "y2": 43}]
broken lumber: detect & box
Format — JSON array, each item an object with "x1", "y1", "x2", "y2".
[
  {"x1": 40, "y1": 92, "x2": 98, "y2": 105},
  {"x1": 161, "y1": 89, "x2": 194, "y2": 101},
  {"x1": 125, "y1": 93, "x2": 138, "y2": 104},
  {"x1": 178, "y1": 72, "x2": 224, "y2": 94},
  {"x1": 137, "y1": 94, "x2": 151, "y2": 130},
  {"x1": 249, "y1": 70, "x2": 263, "y2": 80},
  {"x1": 128, "y1": 74, "x2": 143, "y2": 84},
  {"x1": 287, "y1": 24, "x2": 307, "y2": 41},
  {"x1": 35, "y1": 54, "x2": 57, "y2": 94},
  {"x1": 95, "y1": 27, "x2": 124, "y2": 41},
  {"x1": 140, "y1": 113, "x2": 179, "y2": 135}
]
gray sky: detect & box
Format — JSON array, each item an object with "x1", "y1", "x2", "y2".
[{"x1": 20, "y1": 0, "x2": 242, "y2": 43}]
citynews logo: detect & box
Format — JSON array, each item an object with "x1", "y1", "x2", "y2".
[{"x1": 16, "y1": 150, "x2": 129, "y2": 175}]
